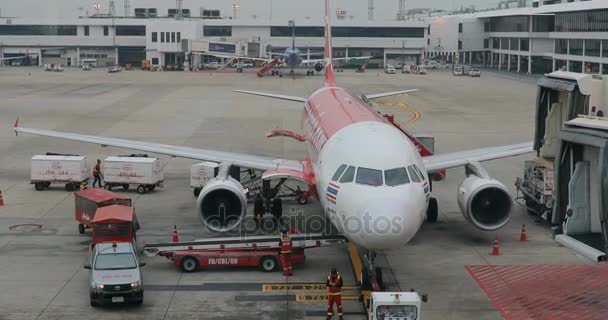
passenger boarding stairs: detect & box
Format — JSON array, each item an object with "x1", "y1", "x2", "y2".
[{"x1": 256, "y1": 58, "x2": 280, "y2": 77}]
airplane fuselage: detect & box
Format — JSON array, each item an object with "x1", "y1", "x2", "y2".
[
  {"x1": 283, "y1": 48, "x2": 303, "y2": 70},
  {"x1": 301, "y1": 85, "x2": 429, "y2": 251}
]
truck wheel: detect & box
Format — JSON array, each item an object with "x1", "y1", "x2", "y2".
[
  {"x1": 35, "y1": 183, "x2": 45, "y2": 191},
  {"x1": 90, "y1": 299, "x2": 98, "y2": 307},
  {"x1": 122, "y1": 184, "x2": 129, "y2": 190},
  {"x1": 78, "y1": 223, "x2": 85, "y2": 234},
  {"x1": 65, "y1": 183, "x2": 75, "y2": 192},
  {"x1": 104, "y1": 184, "x2": 112, "y2": 191},
  {"x1": 181, "y1": 256, "x2": 199, "y2": 272},
  {"x1": 44, "y1": 182, "x2": 51, "y2": 189},
  {"x1": 426, "y1": 198, "x2": 438, "y2": 223},
  {"x1": 146, "y1": 185, "x2": 155, "y2": 191},
  {"x1": 137, "y1": 185, "x2": 146, "y2": 194},
  {"x1": 259, "y1": 256, "x2": 277, "y2": 272},
  {"x1": 194, "y1": 187, "x2": 202, "y2": 197}
]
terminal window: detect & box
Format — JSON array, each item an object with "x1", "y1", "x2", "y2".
[
  {"x1": 115, "y1": 26, "x2": 146, "y2": 36},
  {"x1": 103, "y1": 26, "x2": 109, "y2": 36},
  {"x1": 84, "y1": 26, "x2": 89, "y2": 36},
  {"x1": 152, "y1": 32, "x2": 157, "y2": 43},
  {"x1": 204, "y1": 26, "x2": 232, "y2": 37},
  {"x1": 0, "y1": 25, "x2": 77, "y2": 36},
  {"x1": 171, "y1": 32, "x2": 176, "y2": 43},
  {"x1": 160, "y1": 32, "x2": 164, "y2": 43}
]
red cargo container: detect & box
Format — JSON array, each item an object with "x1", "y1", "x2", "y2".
[
  {"x1": 92, "y1": 205, "x2": 140, "y2": 244},
  {"x1": 75, "y1": 189, "x2": 131, "y2": 234}
]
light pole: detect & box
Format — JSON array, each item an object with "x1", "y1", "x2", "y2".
[{"x1": 232, "y1": 4, "x2": 239, "y2": 20}]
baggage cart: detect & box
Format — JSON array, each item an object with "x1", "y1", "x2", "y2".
[
  {"x1": 102, "y1": 157, "x2": 164, "y2": 194},
  {"x1": 30, "y1": 155, "x2": 90, "y2": 191}
]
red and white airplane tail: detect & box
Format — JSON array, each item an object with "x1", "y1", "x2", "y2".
[{"x1": 323, "y1": 0, "x2": 335, "y2": 87}]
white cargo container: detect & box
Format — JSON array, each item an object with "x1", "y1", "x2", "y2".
[
  {"x1": 102, "y1": 157, "x2": 163, "y2": 194},
  {"x1": 190, "y1": 161, "x2": 219, "y2": 197},
  {"x1": 30, "y1": 155, "x2": 90, "y2": 191}
]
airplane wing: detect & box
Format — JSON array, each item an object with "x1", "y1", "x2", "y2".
[
  {"x1": 233, "y1": 90, "x2": 306, "y2": 103},
  {"x1": 14, "y1": 120, "x2": 303, "y2": 172},
  {"x1": 301, "y1": 56, "x2": 372, "y2": 65},
  {"x1": 423, "y1": 142, "x2": 533, "y2": 172},
  {"x1": 196, "y1": 52, "x2": 272, "y2": 62},
  {"x1": 365, "y1": 89, "x2": 419, "y2": 100}
]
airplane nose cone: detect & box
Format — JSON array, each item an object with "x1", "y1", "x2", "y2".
[{"x1": 348, "y1": 197, "x2": 424, "y2": 251}]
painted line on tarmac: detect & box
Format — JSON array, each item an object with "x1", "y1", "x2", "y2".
[
  {"x1": 147, "y1": 283, "x2": 261, "y2": 291},
  {"x1": 296, "y1": 294, "x2": 360, "y2": 302},
  {"x1": 262, "y1": 283, "x2": 359, "y2": 292},
  {"x1": 372, "y1": 99, "x2": 421, "y2": 126}
]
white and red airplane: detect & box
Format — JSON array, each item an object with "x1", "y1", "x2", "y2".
[{"x1": 14, "y1": 0, "x2": 532, "y2": 255}]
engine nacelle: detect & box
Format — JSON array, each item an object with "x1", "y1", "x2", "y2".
[
  {"x1": 457, "y1": 162, "x2": 512, "y2": 231},
  {"x1": 197, "y1": 176, "x2": 247, "y2": 232},
  {"x1": 314, "y1": 62, "x2": 324, "y2": 72}
]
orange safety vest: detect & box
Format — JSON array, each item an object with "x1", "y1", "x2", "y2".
[
  {"x1": 327, "y1": 275, "x2": 342, "y2": 295},
  {"x1": 280, "y1": 235, "x2": 292, "y2": 254}
]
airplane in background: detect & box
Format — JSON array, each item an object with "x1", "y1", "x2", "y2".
[
  {"x1": 14, "y1": 0, "x2": 532, "y2": 286},
  {"x1": 203, "y1": 20, "x2": 371, "y2": 77}
]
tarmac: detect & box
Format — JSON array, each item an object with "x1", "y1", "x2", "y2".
[{"x1": 0, "y1": 66, "x2": 593, "y2": 320}]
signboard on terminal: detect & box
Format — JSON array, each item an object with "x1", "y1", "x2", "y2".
[{"x1": 209, "y1": 42, "x2": 236, "y2": 54}]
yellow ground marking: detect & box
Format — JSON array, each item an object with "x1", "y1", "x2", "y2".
[
  {"x1": 296, "y1": 294, "x2": 360, "y2": 302},
  {"x1": 262, "y1": 283, "x2": 359, "y2": 292},
  {"x1": 371, "y1": 98, "x2": 420, "y2": 126}
]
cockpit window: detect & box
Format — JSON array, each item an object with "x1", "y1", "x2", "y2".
[
  {"x1": 384, "y1": 167, "x2": 410, "y2": 186},
  {"x1": 407, "y1": 166, "x2": 421, "y2": 183},
  {"x1": 339, "y1": 166, "x2": 356, "y2": 183},
  {"x1": 332, "y1": 164, "x2": 347, "y2": 181},
  {"x1": 356, "y1": 167, "x2": 383, "y2": 186},
  {"x1": 413, "y1": 164, "x2": 426, "y2": 181}
]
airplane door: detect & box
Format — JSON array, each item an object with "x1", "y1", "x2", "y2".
[{"x1": 563, "y1": 161, "x2": 591, "y2": 235}]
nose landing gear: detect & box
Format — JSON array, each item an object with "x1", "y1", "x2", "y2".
[{"x1": 361, "y1": 251, "x2": 384, "y2": 291}]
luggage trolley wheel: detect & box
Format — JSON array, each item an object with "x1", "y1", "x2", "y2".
[
  {"x1": 104, "y1": 184, "x2": 112, "y2": 191},
  {"x1": 122, "y1": 184, "x2": 129, "y2": 190},
  {"x1": 259, "y1": 256, "x2": 278, "y2": 272},
  {"x1": 65, "y1": 183, "x2": 76, "y2": 192},
  {"x1": 137, "y1": 185, "x2": 146, "y2": 194},
  {"x1": 181, "y1": 256, "x2": 200, "y2": 272},
  {"x1": 35, "y1": 183, "x2": 45, "y2": 191},
  {"x1": 78, "y1": 223, "x2": 85, "y2": 234}
]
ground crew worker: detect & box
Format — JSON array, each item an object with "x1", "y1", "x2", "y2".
[
  {"x1": 279, "y1": 227, "x2": 293, "y2": 276},
  {"x1": 254, "y1": 194, "x2": 264, "y2": 228},
  {"x1": 326, "y1": 267, "x2": 344, "y2": 320},
  {"x1": 92, "y1": 159, "x2": 102, "y2": 188}
]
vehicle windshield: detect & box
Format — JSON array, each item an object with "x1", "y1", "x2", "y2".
[
  {"x1": 94, "y1": 252, "x2": 137, "y2": 270},
  {"x1": 376, "y1": 305, "x2": 418, "y2": 320},
  {"x1": 356, "y1": 167, "x2": 383, "y2": 186}
]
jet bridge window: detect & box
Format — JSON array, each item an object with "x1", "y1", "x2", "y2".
[
  {"x1": 356, "y1": 167, "x2": 383, "y2": 186},
  {"x1": 384, "y1": 167, "x2": 410, "y2": 186},
  {"x1": 332, "y1": 164, "x2": 347, "y2": 181},
  {"x1": 407, "y1": 166, "x2": 421, "y2": 183},
  {"x1": 339, "y1": 166, "x2": 356, "y2": 183}
]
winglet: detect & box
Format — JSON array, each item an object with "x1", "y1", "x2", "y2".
[{"x1": 14, "y1": 117, "x2": 19, "y2": 136}]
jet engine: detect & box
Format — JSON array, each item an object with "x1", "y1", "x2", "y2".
[
  {"x1": 314, "y1": 62, "x2": 324, "y2": 73},
  {"x1": 196, "y1": 166, "x2": 248, "y2": 232},
  {"x1": 457, "y1": 162, "x2": 512, "y2": 231}
]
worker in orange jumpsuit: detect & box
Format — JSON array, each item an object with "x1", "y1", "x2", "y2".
[
  {"x1": 92, "y1": 159, "x2": 103, "y2": 188},
  {"x1": 326, "y1": 267, "x2": 343, "y2": 320},
  {"x1": 279, "y1": 227, "x2": 293, "y2": 276}
]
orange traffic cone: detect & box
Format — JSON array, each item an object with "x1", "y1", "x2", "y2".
[
  {"x1": 520, "y1": 224, "x2": 528, "y2": 242},
  {"x1": 172, "y1": 225, "x2": 179, "y2": 243},
  {"x1": 0, "y1": 190, "x2": 4, "y2": 207},
  {"x1": 491, "y1": 237, "x2": 500, "y2": 256}
]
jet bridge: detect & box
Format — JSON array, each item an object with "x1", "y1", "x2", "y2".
[{"x1": 521, "y1": 71, "x2": 608, "y2": 261}]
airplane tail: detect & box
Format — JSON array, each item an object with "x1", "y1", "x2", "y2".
[
  {"x1": 323, "y1": 0, "x2": 335, "y2": 87},
  {"x1": 290, "y1": 20, "x2": 296, "y2": 50}
]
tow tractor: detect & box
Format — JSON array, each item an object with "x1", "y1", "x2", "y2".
[
  {"x1": 367, "y1": 292, "x2": 426, "y2": 320},
  {"x1": 143, "y1": 233, "x2": 346, "y2": 272}
]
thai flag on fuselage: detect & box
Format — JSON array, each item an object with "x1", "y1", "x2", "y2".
[
  {"x1": 327, "y1": 182, "x2": 340, "y2": 204},
  {"x1": 422, "y1": 180, "x2": 430, "y2": 198}
]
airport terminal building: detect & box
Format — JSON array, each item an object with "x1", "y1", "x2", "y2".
[
  {"x1": 0, "y1": 2, "x2": 427, "y2": 69},
  {"x1": 426, "y1": 0, "x2": 608, "y2": 74}
]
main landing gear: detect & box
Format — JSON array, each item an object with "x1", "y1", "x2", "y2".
[{"x1": 427, "y1": 197, "x2": 438, "y2": 223}]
